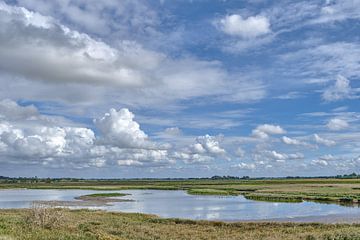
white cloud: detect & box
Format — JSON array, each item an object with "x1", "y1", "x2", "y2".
[
  {"x1": 13, "y1": 0, "x2": 160, "y2": 37},
  {"x1": 0, "y1": 2, "x2": 265, "y2": 108},
  {"x1": 0, "y1": 121, "x2": 95, "y2": 161},
  {"x1": 163, "y1": 127, "x2": 182, "y2": 136},
  {"x1": 173, "y1": 134, "x2": 226, "y2": 164},
  {"x1": 311, "y1": 159, "x2": 329, "y2": 167},
  {"x1": 252, "y1": 124, "x2": 286, "y2": 139},
  {"x1": 0, "y1": 99, "x2": 175, "y2": 169},
  {"x1": 218, "y1": 14, "x2": 271, "y2": 38},
  {"x1": 193, "y1": 135, "x2": 226, "y2": 155},
  {"x1": 322, "y1": 75, "x2": 355, "y2": 102},
  {"x1": 327, "y1": 118, "x2": 349, "y2": 131},
  {"x1": 235, "y1": 147, "x2": 245, "y2": 158},
  {"x1": 0, "y1": 2, "x2": 165, "y2": 87},
  {"x1": 232, "y1": 162, "x2": 256, "y2": 170},
  {"x1": 266, "y1": 150, "x2": 304, "y2": 161},
  {"x1": 282, "y1": 136, "x2": 306, "y2": 146},
  {"x1": 172, "y1": 152, "x2": 213, "y2": 164},
  {"x1": 279, "y1": 42, "x2": 360, "y2": 90},
  {"x1": 319, "y1": 154, "x2": 337, "y2": 161},
  {"x1": 94, "y1": 108, "x2": 152, "y2": 149},
  {"x1": 117, "y1": 159, "x2": 143, "y2": 166},
  {"x1": 314, "y1": 134, "x2": 336, "y2": 146}
]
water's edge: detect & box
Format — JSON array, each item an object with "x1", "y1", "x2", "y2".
[{"x1": 1, "y1": 189, "x2": 360, "y2": 223}]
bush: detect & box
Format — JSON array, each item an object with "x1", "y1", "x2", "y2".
[{"x1": 25, "y1": 203, "x2": 65, "y2": 229}]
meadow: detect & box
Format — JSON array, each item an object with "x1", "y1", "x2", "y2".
[
  {"x1": 2, "y1": 178, "x2": 360, "y2": 239},
  {"x1": 1, "y1": 208, "x2": 360, "y2": 240}
]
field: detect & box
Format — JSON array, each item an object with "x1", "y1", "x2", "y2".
[
  {"x1": 3, "y1": 178, "x2": 360, "y2": 204},
  {"x1": 1, "y1": 208, "x2": 360, "y2": 240},
  {"x1": 2, "y1": 178, "x2": 360, "y2": 239}
]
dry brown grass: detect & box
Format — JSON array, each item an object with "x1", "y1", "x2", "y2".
[
  {"x1": 24, "y1": 203, "x2": 66, "y2": 229},
  {"x1": 0, "y1": 209, "x2": 360, "y2": 240}
]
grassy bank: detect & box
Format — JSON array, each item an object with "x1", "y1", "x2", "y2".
[
  {"x1": 1, "y1": 209, "x2": 360, "y2": 240},
  {"x1": 3, "y1": 178, "x2": 360, "y2": 205}
]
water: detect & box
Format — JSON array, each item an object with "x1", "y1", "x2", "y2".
[{"x1": 1, "y1": 189, "x2": 360, "y2": 221}]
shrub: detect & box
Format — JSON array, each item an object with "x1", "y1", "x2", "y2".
[{"x1": 25, "y1": 203, "x2": 65, "y2": 229}]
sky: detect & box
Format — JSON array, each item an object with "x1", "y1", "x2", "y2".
[{"x1": 0, "y1": 0, "x2": 359, "y2": 178}]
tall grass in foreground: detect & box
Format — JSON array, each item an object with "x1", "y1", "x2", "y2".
[{"x1": 0, "y1": 209, "x2": 360, "y2": 239}]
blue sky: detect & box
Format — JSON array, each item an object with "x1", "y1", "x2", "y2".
[{"x1": 0, "y1": 0, "x2": 359, "y2": 178}]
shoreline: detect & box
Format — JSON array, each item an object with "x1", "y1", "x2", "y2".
[{"x1": 2, "y1": 188, "x2": 360, "y2": 224}]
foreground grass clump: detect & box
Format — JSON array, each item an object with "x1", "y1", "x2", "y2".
[{"x1": 1, "y1": 209, "x2": 360, "y2": 240}]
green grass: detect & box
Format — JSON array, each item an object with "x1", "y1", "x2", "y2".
[
  {"x1": 80, "y1": 193, "x2": 128, "y2": 198},
  {"x1": 187, "y1": 188, "x2": 237, "y2": 196},
  {"x1": 244, "y1": 193, "x2": 303, "y2": 203},
  {"x1": 1, "y1": 208, "x2": 360, "y2": 240}
]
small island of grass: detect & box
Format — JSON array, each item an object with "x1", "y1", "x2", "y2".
[
  {"x1": 74, "y1": 192, "x2": 132, "y2": 204},
  {"x1": 187, "y1": 188, "x2": 237, "y2": 196},
  {"x1": 81, "y1": 192, "x2": 128, "y2": 198}
]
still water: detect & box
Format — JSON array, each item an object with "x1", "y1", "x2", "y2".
[{"x1": 1, "y1": 189, "x2": 360, "y2": 221}]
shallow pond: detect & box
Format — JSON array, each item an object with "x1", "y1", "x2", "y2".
[{"x1": 1, "y1": 189, "x2": 360, "y2": 222}]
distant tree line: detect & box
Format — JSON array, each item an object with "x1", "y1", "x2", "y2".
[{"x1": 0, "y1": 173, "x2": 360, "y2": 182}]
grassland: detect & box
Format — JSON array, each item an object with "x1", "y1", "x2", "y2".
[
  {"x1": 3, "y1": 178, "x2": 360, "y2": 205},
  {"x1": 2, "y1": 178, "x2": 360, "y2": 239},
  {"x1": 1, "y1": 208, "x2": 360, "y2": 240}
]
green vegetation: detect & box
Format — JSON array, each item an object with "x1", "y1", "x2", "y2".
[
  {"x1": 187, "y1": 188, "x2": 237, "y2": 195},
  {"x1": 244, "y1": 193, "x2": 303, "y2": 203},
  {"x1": 1, "y1": 208, "x2": 360, "y2": 240},
  {"x1": 80, "y1": 193, "x2": 128, "y2": 198}
]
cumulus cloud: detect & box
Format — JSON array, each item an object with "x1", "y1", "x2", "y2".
[
  {"x1": 311, "y1": 159, "x2": 329, "y2": 167},
  {"x1": 0, "y1": 99, "x2": 240, "y2": 170},
  {"x1": 117, "y1": 159, "x2": 143, "y2": 167},
  {"x1": 232, "y1": 162, "x2": 256, "y2": 170},
  {"x1": 173, "y1": 135, "x2": 226, "y2": 164},
  {"x1": 266, "y1": 150, "x2": 304, "y2": 162},
  {"x1": 314, "y1": 134, "x2": 336, "y2": 146},
  {"x1": 0, "y1": 99, "x2": 174, "y2": 169},
  {"x1": 322, "y1": 75, "x2": 355, "y2": 101},
  {"x1": 0, "y1": 99, "x2": 38, "y2": 120},
  {"x1": 192, "y1": 135, "x2": 226, "y2": 155},
  {"x1": 217, "y1": 14, "x2": 271, "y2": 38},
  {"x1": 326, "y1": 118, "x2": 349, "y2": 131},
  {"x1": 281, "y1": 136, "x2": 301, "y2": 145},
  {"x1": 94, "y1": 108, "x2": 150, "y2": 149},
  {"x1": 172, "y1": 152, "x2": 213, "y2": 164},
  {"x1": 252, "y1": 124, "x2": 286, "y2": 139},
  {"x1": 282, "y1": 136, "x2": 306, "y2": 146},
  {"x1": 0, "y1": 120, "x2": 95, "y2": 162}
]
